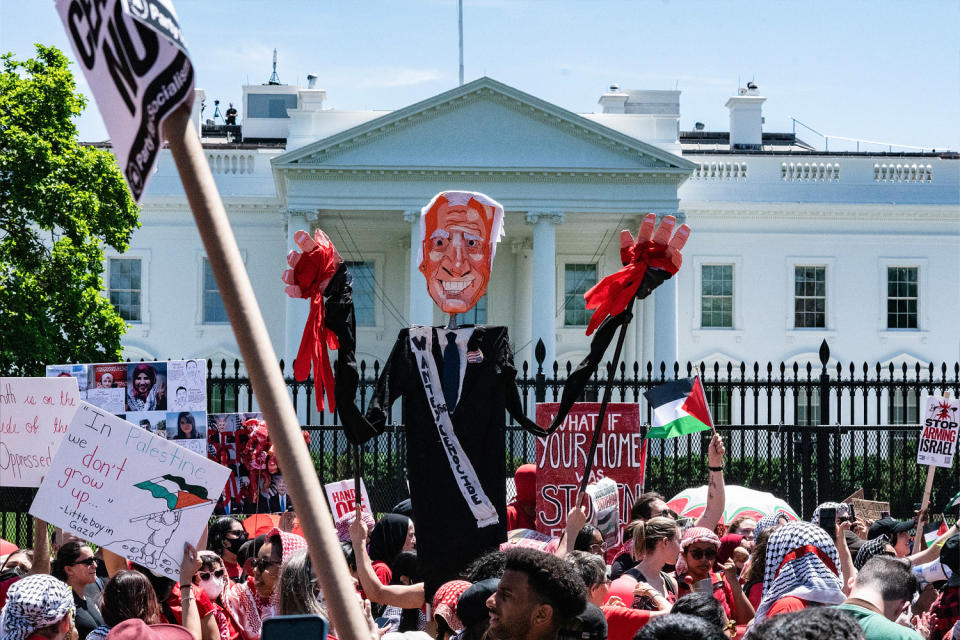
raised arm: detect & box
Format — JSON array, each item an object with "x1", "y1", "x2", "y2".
[
  {"x1": 694, "y1": 433, "x2": 726, "y2": 531},
  {"x1": 28, "y1": 518, "x2": 51, "y2": 575},
  {"x1": 348, "y1": 509, "x2": 425, "y2": 609}
]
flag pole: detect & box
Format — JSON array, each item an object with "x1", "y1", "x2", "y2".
[
  {"x1": 693, "y1": 364, "x2": 717, "y2": 435},
  {"x1": 578, "y1": 301, "x2": 634, "y2": 496},
  {"x1": 162, "y1": 105, "x2": 370, "y2": 640}
]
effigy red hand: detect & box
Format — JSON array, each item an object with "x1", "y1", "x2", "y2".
[
  {"x1": 583, "y1": 213, "x2": 690, "y2": 336},
  {"x1": 281, "y1": 229, "x2": 343, "y2": 412}
]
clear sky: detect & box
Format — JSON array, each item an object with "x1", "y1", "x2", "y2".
[{"x1": 2, "y1": 0, "x2": 958, "y2": 151}]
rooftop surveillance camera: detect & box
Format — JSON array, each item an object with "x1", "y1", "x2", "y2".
[
  {"x1": 747, "y1": 81, "x2": 758, "y2": 90},
  {"x1": 609, "y1": 83, "x2": 620, "y2": 92},
  {"x1": 307, "y1": 74, "x2": 318, "y2": 89},
  {"x1": 695, "y1": 122, "x2": 705, "y2": 130}
]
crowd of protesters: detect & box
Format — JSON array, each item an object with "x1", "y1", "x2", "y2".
[{"x1": 1, "y1": 433, "x2": 958, "y2": 640}]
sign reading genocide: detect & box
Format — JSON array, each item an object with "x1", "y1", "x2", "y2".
[
  {"x1": 534, "y1": 403, "x2": 644, "y2": 538},
  {"x1": 30, "y1": 402, "x2": 229, "y2": 579},
  {"x1": 55, "y1": 0, "x2": 193, "y2": 201},
  {"x1": 917, "y1": 395, "x2": 959, "y2": 468},
  {"x1": 0, "y1": 377, "x2": 80, "y2": 487}
]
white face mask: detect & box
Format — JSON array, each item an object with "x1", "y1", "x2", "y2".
[{"x1": 202, "y1": 576, "x2": 226, "y2": 600}]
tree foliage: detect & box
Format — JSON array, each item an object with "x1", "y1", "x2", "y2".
[{"x1": 0, "y1": 45, "x2": 139, "y2": 375}]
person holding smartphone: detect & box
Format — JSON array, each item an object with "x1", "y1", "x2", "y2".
[{"x1": 673, "y1": 527, "x2": 754, "y2": 626}]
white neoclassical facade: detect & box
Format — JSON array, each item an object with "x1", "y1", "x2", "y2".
[{"x1": 107, "y1": 77, "x2": 960, "y2": 404}]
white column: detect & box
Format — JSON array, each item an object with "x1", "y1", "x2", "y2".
[
  {"x1": 284, "y1": 210, "x2": 313, "y2": 372},
  {"x1": 652, "y1": 212, "x2": 683, "y2": 370},
  {"x1": 404, "y1": 210, "x2": 434, "y2": 326},
  {"x1": 527, "y1": 211, "x2": 563, "y2": 370},
  {"x1": 512, "y1": 240, "x2": 534, "y2": 366}
]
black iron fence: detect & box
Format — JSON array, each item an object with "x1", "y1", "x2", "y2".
[{"x1": 3, "y1": 341, "x2": 958, "y2": 548}]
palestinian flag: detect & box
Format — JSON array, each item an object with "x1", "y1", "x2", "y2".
[
  {"x1": 924, "y1": 519, "x2": 949, "y2": 545},
  {"x1": 135, "y1": 474, "x2": 211, "y2": 511},
  {"x1": 643, "y1": 376, "x2": 713, "y2": 439},
  {"x1": 946, "y1": 489, "x2": 960, "y2": 510}
]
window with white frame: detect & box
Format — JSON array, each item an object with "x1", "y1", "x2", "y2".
[
  {"x1": 564, "y1": 263, "x2": 597, "y2": 326},
  {"x1": 887, "y1": 388, "x2": 919, "y2": 424},
  {"x1": 462, "y1": 295, "x2": 487, "y2": 325},
  {"x1": 794, "y1": 266, "x2": 826, "y2": 328},
  {"x1": 701, "y1": 264, "x2": 734, "y2": 328},
  {"x1": 108, "y1": 258, "x2": 142, "y2": 322},
  {"x1": 345, "y1": 261, "x2": 376, "y2": 327},
  {"x1": 202, "y1": 258, "x2": 228, "y2": 324},
  {"x1": 704, "y1": 385, "x2": 731, "y2": 425},
  {"x1": 887, "y1": 267, "x2": 918, "y2": 329}
]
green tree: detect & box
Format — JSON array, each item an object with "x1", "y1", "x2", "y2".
[{"x1": 0, "y1": 45, "x2": 139, "y2": 375}]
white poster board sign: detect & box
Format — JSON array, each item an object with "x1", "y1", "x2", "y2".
[
  {"x1": 30, "y1": 402, "x2": 229, "y2": 579},
  {"x1": 0, "y1": 377, "x2": 80, "y2": 487},
  {"x1": 586, "y1": 476, "x2": 620, "y2": 550},
  {"x1": 324, "y1": 478, "x2": 374, "y2": 524},
  {"x1": 917, "y1": 395, "x2": 959, "y2": 468}
]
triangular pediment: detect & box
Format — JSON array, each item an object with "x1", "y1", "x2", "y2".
[{"x1": 273, "y1": 77, "x2": 695, "y2": 174}]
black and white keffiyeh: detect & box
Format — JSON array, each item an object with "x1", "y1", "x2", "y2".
[
  {"x1": 854, "y1": 535, "x2": 890, "y2": 570},
  {"x1": 0, "y1": 574, "x2": 74, "y2": 640},
  {"x1": 753, "y1": 521, "x2": 845, "y2": 624},
  {"x1": 754, "y1": 511, "x2": 790, "y2": 537},
  {"x1": 810, "y1": 502, "x2": 849, "y2": 526}
]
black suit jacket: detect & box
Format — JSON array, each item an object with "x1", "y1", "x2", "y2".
[
  {"x1": 367, "y1": 326, "x2": 541, "y2": 598},
  {"x1": 268, "y1": 494, "x2": 294, "y2": 513}
]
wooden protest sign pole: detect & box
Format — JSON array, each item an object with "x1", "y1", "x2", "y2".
[
  {"x1": 578, "y1": 301, "x2": 634, "y2": 496},
  {"x1": 162, "y1": 106, "x2": 370, "y2": 640}
]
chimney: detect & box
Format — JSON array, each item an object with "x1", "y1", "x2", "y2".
[
  {"x1": 598, "y1": 84, "x2": 628, "y2": 114},
  {"x1": 725, "y1": 83, "x2": 765, "y2": 150}
]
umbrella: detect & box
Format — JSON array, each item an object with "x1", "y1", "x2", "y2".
[
  {"x1": 667, "y1": 485, "x2": 800, "y2": 526},
  {"x1": 0, "y1": 538, "x2": 18, "y2": 556}
]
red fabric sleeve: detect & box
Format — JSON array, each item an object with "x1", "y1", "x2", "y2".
[
  {"x1": 195, "y1": 587, "x2": 216, "y2": 618},
  {"x1": 766, "y1": 596, "x2": 808, "y2": 618},
  {"x1": 602, "y1": 605, "x2": 652, "y2": 640}
]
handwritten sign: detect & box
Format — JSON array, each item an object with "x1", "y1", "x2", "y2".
[
  {"x1": 0, "y1": 377, "x2": 80, "y2": 487},
  {"x1": 324, "y1": 478, "x2": 375, "y2": 541},
  {"x1": 585, "y1": 477, "x2": 620, "y2": 550},
  {"x1": 917, "y1": 395, "x2": 959, "y2": 468},
  {"x1": 534, "y1": 403, "x2": 644, "y2": 538},
  {"x1": 30, "y1": 402, "x2": 229, "y2": 579}
]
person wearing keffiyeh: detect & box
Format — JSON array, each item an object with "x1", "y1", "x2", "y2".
[
  {"x1": 674, "y1": 527, "x2": 755, "y2": 625},
  {"x1": 752, "y1": 521, "x2": 845, "y2": 624},
  {"x1": 754, "y1": 511, "x2": 791, "y2": 538},
  {"x1": 432, "y1": 580, "x2": 472, "y2": 640},
  {"x1": 0, "y1": 574, "x2": 75, "y2": 640}
]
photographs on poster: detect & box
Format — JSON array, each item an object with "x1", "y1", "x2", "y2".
[
  {"x1": 208, "y1": 412, "x2": 291, "y2": 515},
  {"x1": 47, "y1": 359, "x2": 208, "y2": 457}
]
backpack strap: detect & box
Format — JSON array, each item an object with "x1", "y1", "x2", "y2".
[{"x1": 661, "y1": 571, "x2": 678, "y2": 596}]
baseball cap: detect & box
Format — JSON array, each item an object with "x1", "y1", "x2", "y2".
[
  {"x1": 868, "y1": 517, "x2": 914, "y2": 540},
  {"x1": 0, "y1": 574, "x2": 74, "y2": 640},
  {"x1": 107, "y1": 618, "x2": 193, "y2": 640},
  {"x1": 456, "y1": 578, "x2": 499, "y2": 629},
  {"x1": 941, "y1": 534, "x2": 959, "y2": 587},
  {"x1": 557, "y1": 603, "x2": 607, "y2": 640}
]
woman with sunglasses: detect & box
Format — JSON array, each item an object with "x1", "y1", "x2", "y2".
[
  {"x1": 193, "y1": 551, "x2": 242, "y2": 640},
  {"x1": 51, "y1": 540, "x2": 105, "y2": 639},
  {"x1": 674, "y1": 527, "x2": 754, "y2": 627}
]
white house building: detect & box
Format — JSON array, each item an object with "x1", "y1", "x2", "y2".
[{"x1": 104, "y1": 76, "x2": 959, "y2": 424}]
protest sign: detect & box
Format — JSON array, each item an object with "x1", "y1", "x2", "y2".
[
  {"x1": 55, "y1": 0, "x2": 193, "y2": 201},
  {"x1": 48, "y1": 360, "x2": 207, "y2": 456},
  {"x1": 585, "y1": 477, "x2": 620, "y2": 550},
  {"x1": 852, "y1": 498, "x2": 891, "y2": 522},
  {"x1": 30, "y1": 402, "x2": 229, "y2": 579},
  {"x1": 324, "y1": 478, "x2": 373, "y2": 523},
  {"x1": 0, "y1": 377, "x2": 80, "y2": 487},
  {"x1": 535, "y1": 402, "x2": 644, "y2": 538},
  {"x1": 917, "y1": 395, "x2": 959, "y2": 468},
  {"x1": 501, "y1": 529, "x2": 560, "y2": 554}
]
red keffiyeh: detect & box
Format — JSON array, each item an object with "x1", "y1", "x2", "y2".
[
  {"x1": 432, "y1": 580, "x2": 472, "y2": 633},
  {"x1": 291, "y1": 236, "x2": 342, "y2": 412}
]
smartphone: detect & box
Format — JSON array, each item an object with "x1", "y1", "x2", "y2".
[
  {"x1": 262, "y1": 614, "x2": 328, "y2": 640},
  {"x1": 818, "y1": 507, "x2": 837, "y2": 540},
  {"x1": 847, "y1": 502, "x2": 856, "y2": 521},
  {"x1": 880, "y1": 510, "x2": 890, "y2": 519}
]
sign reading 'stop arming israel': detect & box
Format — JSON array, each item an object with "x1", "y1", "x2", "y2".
[
  {"x1": 917, "y1": 395, "x2": 959, "y2": 468},
  {"x1": 56, "y1": 0, "x2": 193, "y2": 201}
]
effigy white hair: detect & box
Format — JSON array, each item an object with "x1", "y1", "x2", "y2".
[{"x1": 416, "y1": 190, "x2": 506, "y2": 268}]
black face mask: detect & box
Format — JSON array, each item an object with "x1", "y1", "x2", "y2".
[
  {"x1": 224, "y1": 531, "x2": 249, "y2": 555},
  {"x1": 0, "y1": 566, "x2": 25, "y2": 581}
]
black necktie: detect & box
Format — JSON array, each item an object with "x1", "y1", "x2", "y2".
[{"x1": 442, "y1": 332, "x2": 460, "y2": 413}]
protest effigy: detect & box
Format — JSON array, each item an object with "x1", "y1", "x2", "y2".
[
  {"x1": 30, "y1": 402, "x2": 229, "y2": 579},
  {"x1": 0, "y1": 377, "x2": 80, "y2": 487}
]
